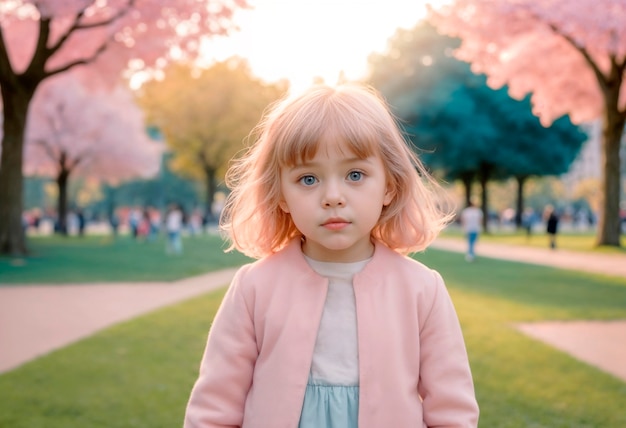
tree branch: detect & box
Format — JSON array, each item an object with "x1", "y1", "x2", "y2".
[
  {"x1": 531, "y1": 8, "x2": 626, "y2": 120},
  {"x1": 610, "y1": 55, "x2": 626, "y2": 117},
  {"x1": 33, "y1": 138, "x2": 61, "y2": 164},
  {"x1": 22, "y1": 14, "x2": 57, "y2": 79},
  {"x1": 0, "y1": 26, "x2": 16, "y2": 82},
  {"x1": 547, "y1": 23, "x2": 607, "y2": 87},
  {"x1": 518, "y1": 4, "x2": 609, "y2": 90},
  {"x1": 69, "y1": 152, "x2": 89, "y2": 170},
  {"x1": 40, "y1": 0, "x2": 135, "y2": 77},
  {"x1": 45, "y1": 6, "x2": 89, "y2": 57},
  {"x1": 47, "y1": 0, "x2": 135, "y2": 57},
  {"x1": 43, "y1": 40, "x2": 110, "y2": 79}
]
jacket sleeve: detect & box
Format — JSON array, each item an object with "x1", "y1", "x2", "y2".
[
  {"x1": 184, "y1": 265, "x2": 257, "y2": 428},
  {"x1": 418, "y1": 269, "x2": 480, "y2": 428}
]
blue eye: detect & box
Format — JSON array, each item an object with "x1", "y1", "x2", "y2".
[
  {"x1": 299, "y1": 175, "x2": 317, "y2": 186},
  {"x1": 347, "y1": 171, "x2": 363, "y2": 181}
]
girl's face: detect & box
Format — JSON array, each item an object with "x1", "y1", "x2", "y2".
[{"x1": 279, "y1": 142, "x2": 393, "y2": 262}]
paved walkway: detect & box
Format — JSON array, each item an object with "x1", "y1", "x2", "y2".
[
  {"x1": 516, "y1": 320, "x2": 626, "y2": 382},
  {"x1": 430, "y1": 237, "x2": 626, "y2": 278},
  {"x1": 431, "y1": 237, "x2": 626, "y2": 383},
  {"x1": 0, "y1": 268, "x2": 239, "y2": 373},
  {"x1": 1, "y1": 238, "x2": 625, "y2": 382}
]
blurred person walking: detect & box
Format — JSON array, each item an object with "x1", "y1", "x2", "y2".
[
  {"x1": 129, "y1": 207, "x2": 142, "y2": 239},
  {"x1": 165, "y1": 203, "x2": 184, "y2": 254},
  {"x1": 460, "y1": 199, "x2": 483, "y2": 262},
  {"x1": 76, "y1": 209, "x2": 86, "y2": 236},
  {"x1": 544, "y1": 205, "x2": 559, "y2": 249}
]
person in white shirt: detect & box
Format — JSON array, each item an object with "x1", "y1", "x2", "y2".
[
  {"x1": 165, "y1": 203, "x2": 184, "y2": 254},
  {"x1": 460, "y1": 199, "x2": 483, "y2": 261}
]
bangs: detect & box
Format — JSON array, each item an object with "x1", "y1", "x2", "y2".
[{"x1": 271, "y1": 90, "x2": 384, "y2": 167}]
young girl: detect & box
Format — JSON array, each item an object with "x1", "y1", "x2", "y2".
[{"x1": 184, "y1": 84, "x2": 479, "y2": 427}]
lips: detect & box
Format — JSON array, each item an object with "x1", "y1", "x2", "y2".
[{"x1": 322, "y1": 218, "x2": 350, "y2": 230}]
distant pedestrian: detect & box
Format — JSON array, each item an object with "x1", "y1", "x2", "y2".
[
  {"x1": 189, "y1": 209, "x2": 203, "y2": 236},
  {"x1": 76, "y1": 209, "x2": 86, "y2": 236},
  {"x1": 521, "y1": 207, "x2": 535, "y2": 239},
  {"x1": 460, "y1": 199, "x2": 483, "y2": 262},
  {"x1": 109, "y1": 211, "x2": 120, "y2": 237},
  {"x1": 137, "y1": 208, "x2": 151, "y2": 240},
  {"x1": 148, "y1": 209, "x2": 161, "y2": 241},
  {"x1": 544, "y1": 205, "x2": 559, "y2": 249},
  {"x1": 31, "y1": 208, "x2": 42, "y2": 233},
  {"x1": 129, "y1": 207, "x2": 142, "y2": 239},
  {"x1": 165, "y1": 203, "x2": 184, "y2": 254}
]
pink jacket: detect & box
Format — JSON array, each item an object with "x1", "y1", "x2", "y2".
[{"x1": 184, "y1": 239, "x2": 479, "y2": 428}]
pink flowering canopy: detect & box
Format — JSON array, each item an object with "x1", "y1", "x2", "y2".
[
  {"x1": 428, "y1": 0, "x2": 626, "y2": 247},
  {"x1": 24, "y1": 72, "x2": 162, "y2": 183},
  {"x1": 429, "y1": 0, "x2": 626, "y2": 125},
  {"x1": 1, "y1": 0, "x2": 247, "y2": 85},
  {"x1": 0, "y1": 0, "x2": 247, "y2": 255}
]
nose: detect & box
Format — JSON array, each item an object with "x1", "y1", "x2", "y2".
[{"x1": 322, "y1": 180, "x2": 345, "y2": 207}]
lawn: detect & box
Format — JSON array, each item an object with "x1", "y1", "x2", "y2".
[
  {"x1": 442, "y1": 226, "x2": 626, "y2": 254},
  {"x1": 0, "y1": 233, "x2": 252, "y2": 284},
  {"x1": 418, "y1": 249, "x2": 626, "y2": 427},
  {"x1": 1, "y1": 238, "x2": 625, "y2": 427}
]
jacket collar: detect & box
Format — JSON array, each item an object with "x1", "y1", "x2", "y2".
[{"x1": 280, "y1": 237, "x2": 399, "y2": 281}]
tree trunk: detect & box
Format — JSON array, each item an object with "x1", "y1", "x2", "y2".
[
  {"x1": 460, "y1": 172, "x2": 473, "y2": 207},
  {"x1": 203, "y1": 165, "x2": 217, "y2": 223},
  {"x1": 479, "y1": 163, "x2": 491, "y2": 233},
  {"x1": 56, "y1": 166, "x2": 71, "y2": 236},
  {"x1": 0, "y1": 82, "x2": 36, "y2": 255},
  {"x1": 514, "y1": 175, "x2": 527, "y2": 228},
  {"x1": 105, "y1": 184, "x2": 117, "y2": 221},
  {"x1": 596, "y1": 82, "x2": 625, "y2": 247}
]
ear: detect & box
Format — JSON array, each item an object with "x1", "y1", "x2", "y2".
[
  {"x1": 383, "y1": 185, "x2": 395, "y2": 207},
  {"x1": 279, "y1": 199, "x2": 290, "y2": 213}
]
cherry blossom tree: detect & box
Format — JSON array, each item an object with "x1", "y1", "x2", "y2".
[
  {"x1": 25, "y1": 72, "x2": 161, "y2": 234},
  {"x1": 429, "y1": 0, "x2": 626, "y2": 247},
  {"x1": 0, "y1": 0, "x2": 246, "y2": 255}
]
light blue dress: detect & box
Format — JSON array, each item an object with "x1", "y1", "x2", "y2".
[
  {"x1": 298, "y1": 257, "x2": 370, "y2": 428},
  {"x1": 298, "y1": 376, "x2": 359, "y2": 427}
]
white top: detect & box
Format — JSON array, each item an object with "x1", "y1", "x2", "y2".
[
  {"x1": 460, "y1": 206, "x2": 483, "y2": 233},
  {"x1": 166, "y1": 209, "x2": 183, "y2": 232},
  {"x1": 304, "y1": 256, "x2": 370, "y2": 386}
]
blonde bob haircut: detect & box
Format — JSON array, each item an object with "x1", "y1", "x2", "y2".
[{"x1": 220, "y1": 83, "x2": 454, "y2": 259}]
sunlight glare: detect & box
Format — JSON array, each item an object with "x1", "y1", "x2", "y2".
[{"x1": 200, "y1": 0, "x2": 451, "y2": 93}]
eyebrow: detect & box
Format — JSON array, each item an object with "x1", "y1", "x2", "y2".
[{"x1": 290, "y1": 156, "x2": 374, "y2": 170}]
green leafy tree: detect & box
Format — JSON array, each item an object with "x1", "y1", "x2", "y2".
[
  {"x1": 137, "y1": 58, "x2": 287, "y2": 220},
  {"x1": 97, "y1": 154, "x2": 200, "y2": 222},
  {"x1": 429, "y1": 0, "x2": 626, "y2": 246},
  {"x1": 368, "y1": 22, "x2": 585, "y2": 229}
]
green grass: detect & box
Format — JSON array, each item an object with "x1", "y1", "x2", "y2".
[
  {"x1": 416, "y1": 249, "x2": 626, "y2": 427},
  {"x1": 0, "y1": 234, "x2": 252, "y2": 284},
  {"x1": 0, "y1": 288, "x2": 226, "y2": 428},
  {"x1": 442, "y1": 227, "x2": 626, "y2": 254},
  {"x1": 1, "y1": 240, "x2": 625, "y2": 426}
]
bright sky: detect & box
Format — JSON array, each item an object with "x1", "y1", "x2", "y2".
[{"x1": 200, "y1": 0, "x2": 444, "y2": 93}]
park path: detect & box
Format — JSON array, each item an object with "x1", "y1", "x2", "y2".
[
  {"x1": 0, "y1": 268, "x2": 239, "y2": 374},
  {"x1": 1, "y1": 238, "x2": 625, "y2": 382},
  {"x1": 430, "y1": 237, "x2": 626, "y2": 278},
  {"x1": 431, "y1": 237, "x2": 626, "y2": 383}
]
